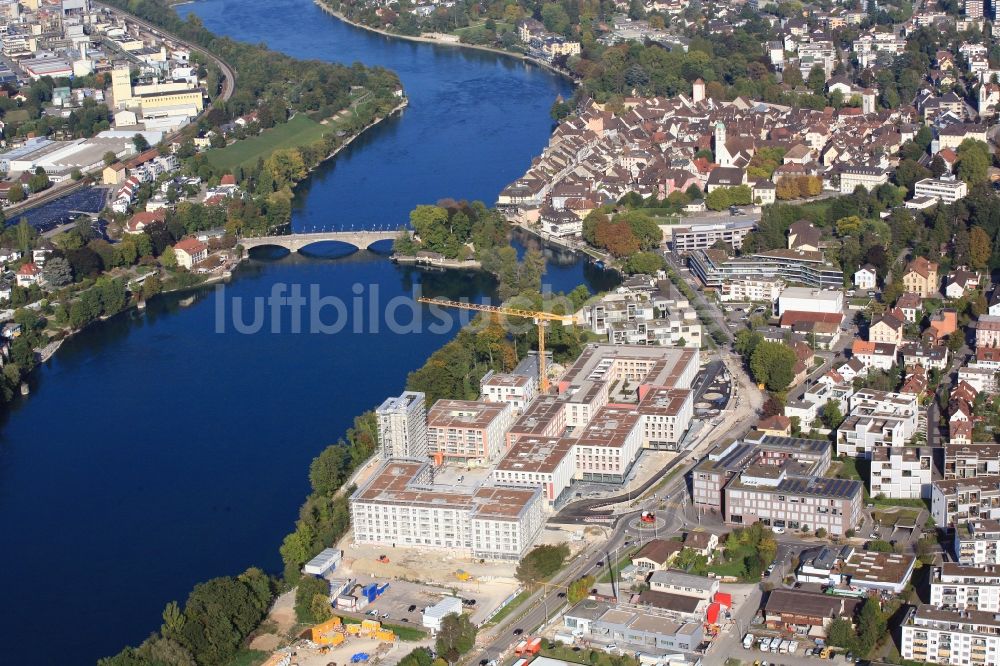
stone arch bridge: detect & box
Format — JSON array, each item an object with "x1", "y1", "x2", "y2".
[{"x1": 239, "y1": 230, "x2": 409, "y2": 253}]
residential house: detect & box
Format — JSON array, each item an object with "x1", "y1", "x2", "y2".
[
  {"x1": 902, "y1": 257, "x2": 939, "y2": 298},
  {"x1": 173, "y1": 237, "x2": 208, "y2": 269}
]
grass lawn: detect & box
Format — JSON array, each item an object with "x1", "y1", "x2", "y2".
[
  {"x1": 225, "y1": 649, "x2": 269, "y2": 666},
  {"x1": 487, "y1": 589, "x2": 531, "y2": 626},
  {"x1": 340, "y1": 615, "x2": 427, "y2": 641},
  {"x1": 872, "y1": 507, "x2": 922, "y2": 526},
  {"x1": 206, "y1": 114, "x2": 334, "y2": 172},
  {"x1": 707, "y1": 543, "x2": 755, "y2": 579}
]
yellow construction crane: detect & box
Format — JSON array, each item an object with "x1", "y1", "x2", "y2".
[{"x1": 417, "y1": 297, "x2": 576, "y2": 393}]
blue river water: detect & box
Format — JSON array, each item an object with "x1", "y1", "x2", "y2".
[{"x1": 0, "y1": 2, "x2": 620, "y2": 663}]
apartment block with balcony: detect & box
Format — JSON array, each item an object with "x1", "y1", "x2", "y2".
[
  {"x1": 901, "y1": 605, "x2": 1000, "y2": 665},
  {"x1": 955, "y1": 520, "x2": 1000, "y2": 565},
  {"x1": 933, "y1": 479, "x2": 1000, "y2": 528},
  {"x1": 932, "y1": 563, "x2": 1000, "y2": 612},
  {"x1": 945, "y1": 444, "x2": 1000, "y2": 479}
]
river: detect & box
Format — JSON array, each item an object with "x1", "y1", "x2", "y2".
[{"x1": 0, "y1": 2, "x2": 621, "y2": 664}]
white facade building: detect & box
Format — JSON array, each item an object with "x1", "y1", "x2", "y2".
[
  {"x1": 777, "y1": 286, "x2": 844, "y2": 316},
  {"x1": 870, "y1": 446, "x2": 933, "y2": 499},
  {"x1": 376, "y1": 391, "x2": 428, "y2": 459},
  {"x1": 932, "y1": 563, "x2": 1000, "y2": 612}
]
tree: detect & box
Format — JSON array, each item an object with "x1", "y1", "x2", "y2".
[
  {"x1": 70, "y1": 168, "x2": 83, "y2": 181},
  {"x1": 42, "y1": 256, "x2": 73, "y2": 287},
  {"x1": 294, "y1": 575, "x2": 330, "y2": 624},
  {"x1": 807, "y1": 65, "x2": 826, "y2": 95},
  {"x1": 132, "y1": 133, "x2": 151, "y2": 152},
  {"x1": 957, "y1": 139, "x2": 991, "y2": 184},
  {"x1": 103, "y1": 151, "x2": 118, "y2": 166},
  {"x1": 160, "y1": 246, "x2": 177, "y2": 269},
  {"x1": 567, "y1": 575, "x2": 596, "y2": 603},
  {"x1": 827, "y1": 617, "x2": 857, "y2": 652},
  {"x1": 8, "y1": 182, "x2": 25, "y2": 203},
  {"x1": 516, "y1": 543, "x2": 569, "y2": 587},
  {"x1": 820, "y1": 400, "x2": 844, "y2": 430},
  {"x1": 28, "y1": 167, "x2": 50, "y2": 193},
  {"x1": 435, "y1": 613, "x2": 477, "y2": 664},
  {"x1": 750, "y1": 340, "x2": 797, "y2": 392},
  {"x1": 970, "y1": 226, "x2": 991, "y2": 269},
  {"x1": 625, "y1": 251, "x2": 665, "y2": 274}
]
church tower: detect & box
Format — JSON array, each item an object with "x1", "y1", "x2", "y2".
[{"x1": 714, "y1": 121, "x2": 731, "y2": 166}]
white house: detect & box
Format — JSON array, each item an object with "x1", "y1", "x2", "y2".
[{"x1": 854, "y1": 264, "x2": 877, "y2": 291}]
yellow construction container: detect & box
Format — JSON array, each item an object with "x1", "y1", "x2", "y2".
[
  {"x1": 375, "y1": 629, "x2": 396, "y2": 643},
  {"x1": 361, "y1": 619, "x2": 381, "y2": 634},
  {"x1": 455, "y1": 570, "x2": 472, "y2": 581},
  {"x1": 316, "y1": 632, "x2": 345, "y2": 647},
  {"x1": 346, "y1": 623, "x2": 361, "y2": 635}
]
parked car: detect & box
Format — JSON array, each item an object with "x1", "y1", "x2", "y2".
[{"x1": 408, "y1": 604, "x2": 417, "y2": 612}]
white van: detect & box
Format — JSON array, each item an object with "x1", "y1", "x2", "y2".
[{"x1": 743, "y1": 633, "x2": 755, "y2": 649}]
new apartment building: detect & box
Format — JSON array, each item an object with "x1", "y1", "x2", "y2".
[
  {"x1": 376, "y1": 391, "x2": 427, "y2": 459},
  {"x1": 724, "y1": 465, "x2": 863, "y2": 535},
  {"x1": 836, "y1": 390, "x2": 918, "y2": 458},
  {"x1": 426, "y1": 399, "x2": 514, "y2": 465},
  {"x1": 692, "y1": 434, "x2": 832, "y2": 512},
  {"x1": 491, "y1": 436, "x2": 575, "y2": 507},
  {"x1": 870, "y1": 446, "x2": 933, "y2": 499},
  {"x1": 350, "y1": 459, "x2": 544, "y2": 561},
  {"x1": 945, "y1": 444, "x2": 1000, "y2": 479},
  {"x1": 479, "y1": 370, "x2": 537, "y2": 415},
  {"x1": 719, "y1": 278, "x2": 785, "y2": 304},
  {"x1": 573, "y1": 406, "x2": 643, "y2": 483},
  {"x1": 669, "y1": 219, "x2": 757, "y2": 252},
  {"x1": 901, "y1": 605, "x2": 1000, "y2": 665},
  {"x1": 932, "y1": 478, "x2": 1000, "y2": 527},
  {"x1": 932, "y1": 563, "x2": 1000, "y2": 612},
  {"x1": 689, "y1": 248, "x2": 844, "y2": 290},
  {"x1": 955, "y1": 520, "x2": 1000, "y2": 565}
]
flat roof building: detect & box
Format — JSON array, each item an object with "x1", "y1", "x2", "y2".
[
  {"x1": 426, "y1": 399, "x2": 514, "y2": 465},
  {"x1": 376, "y1": 391, "x2": 427, "y2": 459},
  {"x1": 350, "y1": 459, "x2": 544, "y2": 561}
]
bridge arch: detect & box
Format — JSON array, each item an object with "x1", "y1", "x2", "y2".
[{"x1": 239, "y1": 230, "x2": 409, "y2": 254}]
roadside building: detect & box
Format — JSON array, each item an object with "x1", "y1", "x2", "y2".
[
  {"x1": 631, "y1": 539, "x2": 685, "y2": 572},
  {"x1": 350, "y1": 459, "x2": 544, "y2": 561},
  {"x1": 764, "y1": 589, "x2": 861, "y2": 638}
]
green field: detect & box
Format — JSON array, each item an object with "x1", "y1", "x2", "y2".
[{"x1": 206, "y1": 114, "x2": 334, "y2": 171}]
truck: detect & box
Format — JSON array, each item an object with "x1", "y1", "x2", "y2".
[
  {"x1": 759, "y1": 638, "x2": 771, "y2": 652},
  {"x1": 514, "y1": 641, "x2": 529, "y2": 656},
  {"x1": 789, "y1": 641, "x2": 799, "y2": 654},
  {"x1": 743, "y1": 634, "x2": 755, "y2": 650},
  {"x1": 778, "y1": 640, "x2": 790, "y2": 654},
  {"x1": 525, "y1": 638, "x2": 542, "y2": 655}
]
